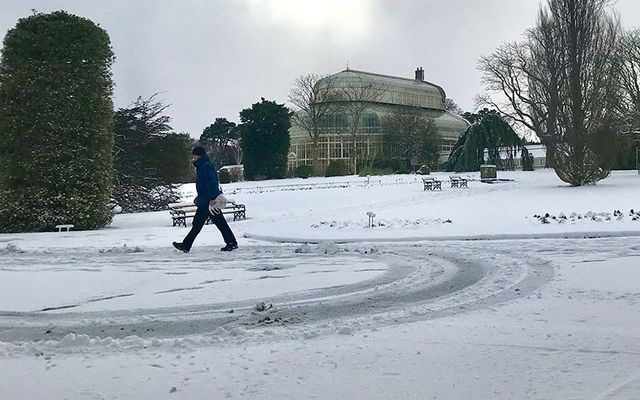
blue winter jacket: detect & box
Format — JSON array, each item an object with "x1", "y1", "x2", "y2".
[{"x1": 193, "y1": 155, "x2": 222, "y2": 208}]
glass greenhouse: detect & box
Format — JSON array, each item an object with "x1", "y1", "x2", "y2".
[{"x1": 288, "y1": 68, "x2": 469, "y2": 173}]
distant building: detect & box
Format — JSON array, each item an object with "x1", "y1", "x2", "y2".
[
  {"x1": 287, "y1": 68, "x2": 469, "y2": 173},
  {"x1": 218, "y1": 164, "x2": 244, "y2": 182},
  {"x1": 520, "y1": 144, "x2": 547, "y2": 169},
  {"x1": 484, "y1": 144, "x2": 547, "y2": 170}
]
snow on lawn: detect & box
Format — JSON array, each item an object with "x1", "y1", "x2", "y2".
[
  {"x1": 225, "y1": 169, "x2": 640, "y2": 241},
  {"x1": 1, "y1": 169, "x2": 640, "y2": 399}
]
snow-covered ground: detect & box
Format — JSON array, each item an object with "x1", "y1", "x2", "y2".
[{"x1": 1, "y1": 169, "x2": 639, "y2": 399}]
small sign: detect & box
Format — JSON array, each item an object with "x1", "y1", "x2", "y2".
[{"x1": 366, "y1": 211, "x2": 376, "y2": 228}]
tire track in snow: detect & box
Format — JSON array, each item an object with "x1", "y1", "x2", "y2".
[{"x1": 0, "y1": 243, "x2": 553, "y2": 343}]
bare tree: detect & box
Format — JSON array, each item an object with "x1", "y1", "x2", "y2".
[
  {"x1": 548, "y1": 0, "x2": 621, "y2": 185},
  {"x1": 477, "y1": 13, "x2": 563, "y2": 167},
  {"x1": 382, "y1": 106, "x2": 439, "y2": 169},
  {"x1": 618, "y1": 29, "x2": 640, "y2": 135},
  {"x1": 444, "y1": 98, "x2": 463, "y2": 114},
  {"x1": 288, "y1": 74, "x2": 338, "y2": 175},
  {"x1": 479, "y1": 0, "x2": 622, "y2": 185},
  {"x1": 334, "y1": 77, "x2": 385, "y2": 174},
  {"x1": 615, "y1": 29, "x2": 640, "y2": 169},
  {"x1": 477, "y1": 43, "x2": 535, "y2": 133}
]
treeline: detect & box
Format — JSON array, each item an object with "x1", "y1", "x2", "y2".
[
  {"x1": 114, "y1": 94, "x2": 293, "y2": 211},
  {"x1": 199, "y1": 98, "x2": 291, "y2": 181}
]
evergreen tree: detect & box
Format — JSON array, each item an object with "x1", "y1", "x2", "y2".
[
  {"x1": 113, "y1": 96, "x2": 190, "y2": 212},
  {"x1": 239, "y1": 98, "x2": 291, "y2": 180},
  {"x1": 0, "y1": 11, "x2": 115, "y2": 232},
  {"x1": 146, "y1": 133, "x2": 195, "y2": 183},
  {"x1": 200, "y1": 118, "x2": 239, "y2": 168},
  {"x1": 445, "y1": 112, "x2": 530, "y2": 172}
]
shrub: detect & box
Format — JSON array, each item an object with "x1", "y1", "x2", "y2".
[
  {"x1": 325, "y1": 160, "x2": 348, "y2": 177},
  {"x1": 229, "y1": 168, "x2": 243, "y2": 182},
  {"x1": 359, "y1": 167, "x2": 393, "y2": 176},
  {"x1": 219, "y1": 169, "x2": 232, "y2": 184},
  {"x1": 294, "y1": 165, "x2": 313, "y2": 178}
]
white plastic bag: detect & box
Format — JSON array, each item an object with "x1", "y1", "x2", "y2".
[{"x1": 209, "y1": 194, "x2": 227, "y2": 214}]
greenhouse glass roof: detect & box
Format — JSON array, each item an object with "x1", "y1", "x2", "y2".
[{"x1": 320, "y1": 69, "x2": 447, "y2": 110}]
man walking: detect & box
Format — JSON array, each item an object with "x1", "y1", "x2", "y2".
[{"x1": 173, "y1": 146, "x2": 238, "y2": 253}]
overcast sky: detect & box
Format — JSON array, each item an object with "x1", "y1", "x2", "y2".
[{"x1": 2, "y1": 0, "x2": 640, "y2": 138}]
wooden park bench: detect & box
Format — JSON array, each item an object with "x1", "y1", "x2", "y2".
[
  {"x1": 449, "y1": 175, "x2": 468, "y2": 188},
  {"x1": 422, "y1": 177, "x2": 442, "y2": 191},
  {"x1": 169, "y1": 201, "x2": 247, "y2": 227}
]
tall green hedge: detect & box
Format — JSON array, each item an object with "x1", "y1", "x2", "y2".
[{"x1": 0, "y1": 11, "x2": 115, "y2": 232}]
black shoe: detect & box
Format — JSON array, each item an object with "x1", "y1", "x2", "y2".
[
  {"x1": 220, "y1": 243, "x2": 238, "y2": 252},
  {"x1": 172, "y1": 242, "x2": 189, "y2": 253}
]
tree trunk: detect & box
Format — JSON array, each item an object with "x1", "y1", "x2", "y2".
[
  {"x1": 351, "y1": 134, "x2": 358, "y2": 175},
  {"x1": 544, "y1": 143, "x2": 556, "y2": 168},
  {"x1": 311, "y1": 138, "x2": 321, "y2": 176}
]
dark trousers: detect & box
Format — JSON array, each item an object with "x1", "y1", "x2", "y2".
[{"x1": 182, "y1": 206, "x2": 237, "y2": 251}]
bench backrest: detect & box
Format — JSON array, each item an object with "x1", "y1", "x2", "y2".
[
  {"x1": 168, "y1": 201, "x2": 242, "y2": 214},
  {"x1": 169, "y1": 200, "x2": 238, "y2": 209},
  {"x1": 168, "y1": 202, "x2": 193, "y2": 209}
]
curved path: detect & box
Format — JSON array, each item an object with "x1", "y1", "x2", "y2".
[{"x1": 0, "y1": 242, "x2": 554, "y2": 345}]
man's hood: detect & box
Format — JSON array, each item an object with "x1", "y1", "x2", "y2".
[{"x1": 193, "y1": 154, "x2": 211, "y2": 169}]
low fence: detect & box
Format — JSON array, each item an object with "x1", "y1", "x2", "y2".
[{"x1": 223, "y1": 176, "x2": 423, "y2": 195}]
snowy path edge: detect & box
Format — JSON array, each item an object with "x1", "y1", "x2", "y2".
[{"x1": 243, "y1": 229, "x2": 640, "y2": 244}]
